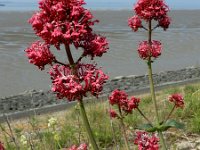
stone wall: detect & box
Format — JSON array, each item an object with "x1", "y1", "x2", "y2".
[
  {"x1": 0, "y1": 66, "x2": 200, "y2": 114},
  {"x1": 103, "y1": 66, "x2": 200, "y2": 94}
]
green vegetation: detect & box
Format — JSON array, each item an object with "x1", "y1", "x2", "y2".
[{"x1": 1, "y1": 83, "x2": 200, "y2": 149}]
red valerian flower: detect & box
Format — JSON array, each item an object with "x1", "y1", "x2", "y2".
[
  {"x1": 50, "y1": 65, "x2": 83, "y2": 100},
  {"x1": 25, "y1": 41, "x2": 55, "y2": 70},
  {"x1": 77, "y1": 143, "x2": 88, "y2": 150},
  {"x1": 109, "y1": 89, "x2": 128, "y2": 106},
  {"x1": 128, "y1": 15, "x2": 142, "y2": 32},
  {"x1": 0, "y1": 141, "x2": 5, "y2": 150},
  {"x1": 134, "y1": 131, "x2": 159, "y2": 150},
  {"x1": 137, "y1": 40, "x2": 162, "y2": 60},
  {"x1": 109, "y1": 90, "x2": 140, "y2": 114},
  {"x1": 49, "y1": 64, "x2": 108, "y2": 101},
  {"x1": 29, "y1": 0, "x2": 99, "y2": 50},
  {"x1": 109, "y1": 109, "x2": 118, "y2": 118},
  {"x1": 128, "y1": 96, "x2": 140, "y2": 110},
  {"x1": 69, "y1": 143, "x2": 88, "y2": 150},
  {"x1": 81, "y1": 64, "x2": 109, "y2": 97},
  {"x1": 134, "y1": 0, "x2": 169, "y2": 21},
  {"x1": 169, "y1": 94, "x2": 184, "y2": 108},
  {"x1": 77, "y1": 33, "x2": 109, "y2": 59},
  {"x1": 84, "y1": 69, "x2": 109, "y2": 97},
  {"x1": 158, "y1": 16, "x2": 171, "y2": 30}
]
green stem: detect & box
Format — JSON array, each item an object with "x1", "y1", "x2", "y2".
[
  {"x1": 147, "y1": 60, "x2": 160, "y2": 123},
  {"x1": 4, "y1": 115, "x2": 20, "y2": 150},
  {"x1": 137, "y1": 107, "x2": 153, "y2": 127},
  {"x1": 65, "y1": 44, "x2": 99, "y2": 150},
  {"x1": 158, "y1": 132, "x2": 167, "y2": 150},
  {"x1": 119, "y1": 118, "x2": 130, "y2": 150},
  {"x1": 78, "y1": 100, "x2": 99, "y2": 150},
  {"x1": 118, "y1": 106, "x2": 130, "y2": 150},
  {"x1": 164, "y1": 105, "x2": 176, "y2": 123},
  {"x1": 147, "y1": 20, "x2": 167, "y2": 150},
  {"x1": 108, "y1": 104, "x2": 119, "y2": 149},
  {"x1": 148, "y1": 60, "x2": 167, "y2": 150}
]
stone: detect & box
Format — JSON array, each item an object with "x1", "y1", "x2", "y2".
[
  {"x1": 176, "y1": 141, "x2": 196, "y2": 150},
  {"x1": 196, "y1": 145, "x2": 200, "y2": 150},
  {"x1": 196, "y1": 139, "x2": 200, "y2": 144},
  {"x1": 0, "y1": 66, "x2": 200, "y2": 114}
]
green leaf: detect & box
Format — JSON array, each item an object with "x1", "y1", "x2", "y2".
[
  {"x1": 157, "y1": 125, "x2": 170, "y2": 132},
  {"x1": 158, "y1": 119, "x2": 185, "y2": 132},
  {"x1": 165, "y1": 119, "x2": 184, "y2": 129},
  {"x1": 137, "y1": 124, "x2": 157, "y2": 132}
]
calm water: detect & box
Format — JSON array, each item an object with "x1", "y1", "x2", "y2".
[
  {"x1": 0, "y1": 9, "x2": 200, "y2": 97},
  {"x1": 1, "y1": 0, "x2": 200, "y2": 11}
]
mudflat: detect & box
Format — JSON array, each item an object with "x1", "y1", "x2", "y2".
[{"x1": 0, "y1": 10, "x2": 200, "y2": 97}]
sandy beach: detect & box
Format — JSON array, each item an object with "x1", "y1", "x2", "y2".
[{"x1": 0, "y1": 10, "x2": 200, "y2": 97}]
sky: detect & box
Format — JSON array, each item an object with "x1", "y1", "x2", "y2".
[{"x1": 1, "y1": 0, "x2": 200, "y2": 10}]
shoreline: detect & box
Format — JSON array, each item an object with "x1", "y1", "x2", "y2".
[
  {"x1": 0, "y1": 10, "x2": 200, "y2": 97},
  {"x1": 1, "y1": 9, "x2": 200, "y2": 12},
  {"x1": 0, "y1": 66, "x2": 200, "y2": 122}
]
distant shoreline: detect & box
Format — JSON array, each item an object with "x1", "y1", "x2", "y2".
[
  {"x1": 0, "y1": 66, "x2": 200, "y2": 122},
  {"x1": 0, "y1": 10, "x2": 200, "y2": 98},
  {"x1": 0, "y1": 8, "x2": 200, "y2": 12}
]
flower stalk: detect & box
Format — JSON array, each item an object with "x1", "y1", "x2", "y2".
[
  {"x1": 137, "y1": 107, "x2": 153, "y2": 127},
  {"x1": 147, "y1": 60, "x2": 167, "y2": 150},
  {"x1": 78, "y1": 100, "x2": 99, "y2": 150},
  {"x1": 147, "y1": 58, "x2": 160, "y2": 123},
  {"x1": 147, "y1": 21, "x2": 167, "y2": 150},
  {"x1": 118, "y1": 106, "x2": 130, "y2": 150},
  {"x1": 65, "y1": 43, "x2": 99, "y2": 150},
  {"x1": 164, "y1": 105, "x2": 176, "y2": 123},
  {"x1": 109, "y1": 90, "x2": 140, "y2": 150},
  {"x1": 128, "y1": 0, "x2": 182, "y2": 149}
]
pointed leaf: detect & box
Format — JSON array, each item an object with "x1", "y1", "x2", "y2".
[
  {"x1": 162, "y1": 119, "x2": 184, "y2": 130},
  {"x1": 138, "y1": 124, "x2": 157, "y2": 132}
]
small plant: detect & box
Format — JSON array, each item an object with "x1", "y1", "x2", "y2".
[
  {"x1": 109, "y1": 89, "x2": 141, "y2": 150},
  {"x1": 108, "y1": 0, "x2": 185, "y2": 149},
  {"x1": 25, "y1": 0, "x2": 109, "y2": 149}
]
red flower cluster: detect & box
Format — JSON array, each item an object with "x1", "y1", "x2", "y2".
[
  {"x1": 69, "y1": 143, "x2": 87, "y2": 150},
  {"x1": 29, "y1": 0, "x2": 95, "y2": 49},
  {"x1": 0, "y1": 142, "x2": 4, "y2": 150},
  {"x1": 158, "y1": 16, "x2": 171, "y2": 30},
  {"x1": 29, "y1": 0, "x2": 108, "y2": 58},
  {"x1": 26, "y1": 0, "x2": 109, "y2": 102},
  {"x1": 134, "y1": 0, "x2": 169, "y2": 21},
  {"x1": 128, "y1": 15, "x2": 142, "y2": 32},
  {"x1": 109, "y1": 109, "x2": 118, "y2": 118},
  {"x1": 129, "y1": 96, "x2": 141, "y2": 110},
  {"x1": 137, "y1": 40, "x2": 162, "y2": 60},
  {"x1": 109, "y1": 89, "x2": 140, "y2": 116},
  {"x1": 134, "y1": 131, "x2": 159, "y2": 150},
  {"x1": 169, "y1": 94, "x2": 184, "y2": 108},
  {"x1": 128, "y1": 0, "x2": 171, "y2": 31},
  {"x1": 78, "y1": 33, "x2": 109, "y2": 59},
  {"x1": 49, "y1": 64, "x2": 108, "y2": 101},
  {"x1": 25, "y1": 41, "x2": 55, "y2": 70}
]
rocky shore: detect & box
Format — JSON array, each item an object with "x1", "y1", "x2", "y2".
[{"x1": 0, "y1": 66, "x2": 200, "y2": 117}]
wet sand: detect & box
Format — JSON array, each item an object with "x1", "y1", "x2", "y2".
[{"x1": 0, "y1": 10, "x2": 200, "y2": 97}]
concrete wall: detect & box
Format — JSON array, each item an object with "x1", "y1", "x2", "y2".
[{"x1": 0, "y1": 66, "x2": 200, "y2": 114}]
